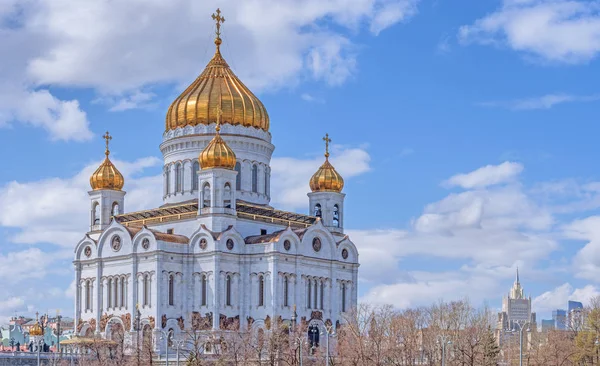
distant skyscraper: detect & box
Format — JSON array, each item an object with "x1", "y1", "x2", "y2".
[
  {"x1": 552, "y1": 309, "x2": 566, "y2": 330},
  {"x1": 496, "y1": 269, "x2": 536, "y2": 345},
  {"x1": 541, "y1": 319, "x2": 555, "y2": 332},
  {"x1": 568, "y1": 301, "x2": 585, "y2": 330}
]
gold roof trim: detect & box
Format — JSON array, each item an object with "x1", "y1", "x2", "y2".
[{"x1": 165, "y1": 9, "x2": 269, "y2": 132}]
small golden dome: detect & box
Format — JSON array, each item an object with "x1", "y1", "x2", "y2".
[
  {"x1": 90, "y1": 132, "x2": 124, "y2": 191},
  {"x1": 29, "y1": 314, "x2": 43, "y2": 336},
  {"x1": 310, "y1": 134, "x2": 344, "y2": 193},
  {"x1": 166, "y1": 9, "x2": 269, "y2": 133},
  {"x1": 199, "y1": 111, "x2": 237, "y2": 170}
]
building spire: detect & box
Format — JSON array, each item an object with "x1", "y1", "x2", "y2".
[
  {"x1": 516, "y1": 267, "x2": 520, "y2": 284},
  {"x1": 212, "y1": 8, "x2": 225, "y2": 53}
]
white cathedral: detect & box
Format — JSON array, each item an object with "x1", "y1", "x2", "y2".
[{"x1": 73, "y1": 9, "x2": 359, "y2": 354}]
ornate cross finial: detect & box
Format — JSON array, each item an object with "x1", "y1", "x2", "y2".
[
  {"x1": 212, "y1": 8, "x2": 225, "y2": 50},
  {"x1": 35, "y1": 311, "x2": 39, "y2": 320},
  {"x1": 103, "y1": 131, "x2": 112, "y2": 156},
  {"x1": 215, "y1": 105, "x2": 223, "y2": 133},
  {"x1": 323, "y1": 133, "x2": 331, "y2": 158}
]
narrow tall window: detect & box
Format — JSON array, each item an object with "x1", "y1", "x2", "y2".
[
  {"x1": 320, "y1": 282, "x2": 325, "y2": 310},
  {"x1": 314, "y1": 204, "x2": 322, "y2": 218},
  {"x1": 201, "y1": 274, "x2": 207, "y2": 306},
  {"x1": 192, "y1": 161, "x2": 200, "y2": 191},
  {"x1": 258, "y1": 275, "x2": 265, "y2": 307},
  {"x1": 342, "y1": 283, "x2": 346, "y2": 312},
  {"x1": 308, "y1": 280, "x2": 312, "y2": 309},
  {"x1": 85, "y1": 280, "x2": 91, "y2": 311},
  {"x1": 226, "y1": 275, "x2": 232, "y2": 306},
  {"x1": 113, "y1": 278, "x2": 118, "y2": 308},
  {"x1": 235, "y1": 162, "x2": 241, "y2": 190},
  {"x1": 202, "y1": 183, "x2": 211, "y2": 208},
  {"x1": 283, "y1": 277, "x2": 289, "y2": 307},
  {"x1": 107, "y1": 278, "x2": 112, "y2": 309},
  {"x1": 120, "y1": 277, "x2": 125, "y2": 308},
  {"x1": 252, "y1": 165, "x2": 258, "y2": 193},
  {"x1": 333, "y1": 204, "x2": 340, "y2": 227},
  {"x1": 168, "y1": 274, "x2": 174, "y2": 306},
  {"x1": 165, "y1": 167, "x2": 171, "y2": 195},
  {"x1": 224, "y1": 183, "x2": 232, "y2": 208},
  {"x1": 313, "y1": 279, "x2": 318, "y2": 309},
  {"x1": 264, "y1": 168, "x2": 269, "y2": 195},
  {"x1": 92, "y1": 202, "x2": 100, "y2": 225},
  {"x1": 175, "y1": 163, "x2": 182, "y2": 193},
  {"x1": 143, "y1": 275, "x2": 149, "y2": 306}
]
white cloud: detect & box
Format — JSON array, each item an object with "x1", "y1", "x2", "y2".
[
  {"x1": 0, "y1": 156, "x2": 162, "y2": 247},
  {"x1": 300, "y1": 93, "x2": 325, "y2": 103},
  {"x1": 270, "y1": 146, "x2": 371, "y2": 210},
  {"x1": 444, "y1": 161, "x2": 524, "y2": 189},
  {"x1": 0, "y1": 297, "x2": 25, "y2": 325},
  {"x1": 459, "y1": 0, "x2": 600, "y2": 63},
  {"x1": 481, "y1": 94, "x2": 600, "y2": 110},
  {"x1": 533, "y1": 283, "x2": 600, "y2": 314}
]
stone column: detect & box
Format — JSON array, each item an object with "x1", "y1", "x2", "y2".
[{"x1": 212, "y1": 255, "x2": 221, "y2": 330}]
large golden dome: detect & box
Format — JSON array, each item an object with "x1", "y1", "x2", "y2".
[
  {"x1": 309, "y1": 134, "x2": 344, "y2": 193},
  {"x1": 199, "y1": 114, "x2": 237, "y2": 170},
  {"x1": 29, "y1": 313, "x2": 44, "y2": 337},
  {"x1": 166, "y1": 10, "x2": 269, "y2": 132},
  {"x1": 90, "y1": 132, "x2": 124, "y2": 191}
]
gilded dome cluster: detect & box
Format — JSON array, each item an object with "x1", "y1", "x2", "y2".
[
  {"x1": 165, "y1": 9, "x2": 269, "y2": 133},
  {"x1": 310, "y1": 134, "x2": 344, "y2": 193},
  {"x1": 90, "y1": 132, "x2": 124, "y2": 191}
]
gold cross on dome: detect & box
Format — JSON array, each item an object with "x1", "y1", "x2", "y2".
[
  {"x1": 212, "y1": 8, "x2": 225, "y2": 38},
  {"x1": 323, "y1": 133, "x2": 331, "y2": 158},
  {"x1": 103, "y1": 131, "x2": 112, "y2": 155}
]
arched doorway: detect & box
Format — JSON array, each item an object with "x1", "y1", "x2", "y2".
[{"x1": 109, "y1": 322, "x2": 125, "y2": 355}]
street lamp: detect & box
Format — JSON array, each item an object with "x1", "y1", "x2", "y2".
[
  {"x1": 55, "y1": 310, "x2": 62, "y2": 354},
  {"x1": 321, "y1": 325, "x2": 336, "y2": 366},
  {"x1": 295, "y1": 336, "x2": 308, "y2": 366},
  {"x1": 134, "y1": 304, "x2": 141, "y2": 365},
  {"x1": 437, "y1": 334, "x2": 452, "y2": 366},
  {"x1": 512, "y1": 320, "x2": 531, "y2": 366},
  {"x1": 172, "y1": 337, "x2": 186, "y2": 366},
  {"x1": 159, "y1": 329, "x2": 173, "y2": 365}
]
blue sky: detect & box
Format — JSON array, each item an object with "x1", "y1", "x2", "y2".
[{"x1": 2, "y1": 0, "x2": 600, "y2": 323}]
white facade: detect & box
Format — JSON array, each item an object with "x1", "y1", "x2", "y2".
[{"x1": 74, "y1": 123, "x2": 359, "y2": 354}]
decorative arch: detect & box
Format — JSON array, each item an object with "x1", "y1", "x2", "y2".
[
  {"x1": 92, "y1": 201, "x2": 100, "y2": 225},
  {"x1": 192, "y1": 161, "x2": 200, "y2": 191},
  {"x1": 202, "y1": 182, "x2": 211, "y2": 208},
  {"x1": 111, "y1": 201, "x2": 120, "y2": 216},
  {"x1": 235, "y1": 162, "x2": 241, "y2": 190},
  {"x1": 251, "y1": 164, "x2": 258, "y2": 192}
]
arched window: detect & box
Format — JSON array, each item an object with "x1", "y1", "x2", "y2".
[
  {"x1": 235, "y1": 162, "x2": 241, "y2": 190},
  {"x1": 201, "y1": 274, "x2": 207, "y2": 306},
  {"x1": 202, "y1": 183, "x2": 211, "y2": 208},
  {"x1": 283, "y1": 277, "x2": 289, "y2": 307},
  {"x1": 307, "y1": 280, "x2": 312, "y2": 309},
  {"x1": 168, "y1": 274, "x2": 174, "y2": 306},
  {"x1": 120, "y1": 277, "x2": 125, "y2": 308},
  {"x1": 258, "y1": 275, "x2": 264, "y2": 307},
  {"x1": 226, "y1": 275, "x2": 232, "y2": 306},
  {"x1": 314, "y1": 204, "x2": 322, "y2": 218},
  {"x1": 175, "y1": 163, "x2": 182, "y2": 193},
  {"x1": 264, "y1": 168, "x2": 269, "y2": 195},
  {"x1": 333, "y1": 204, "x2": 340, "y2": 227},
  {"x1": 320, "y1": 281, "x2": 324, "y2": 310},
  {"x1": 252, "y1": 164, "x2": 258, "y2": 193},
  {"x1": 342, "y1": 283, "x2": 346, "y2": 313},
  {"x1": 107, "y1": 278, "x2": 112, "y2": 309},
  {"x1": 224, "y1": 183, "x2": 232, "y2": 208},
  {"x1": 313, "y1": 279, "x2": 318, "y2": 309},
  {"x1": 143, "y1": 275, "x2": 149, "y2": 307},
  {"x1": 92, "y1": 202, "x2": 100, "y2": 225},
  {"x1": 192, "y1": 161, "x2": 199, "y2": 191},
  {"x1": 165, "y1": 166, "x2": 171, "y2": 195},
  {"x1": 111, "y1": 202, "x2": 120, "y2": 216}
]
